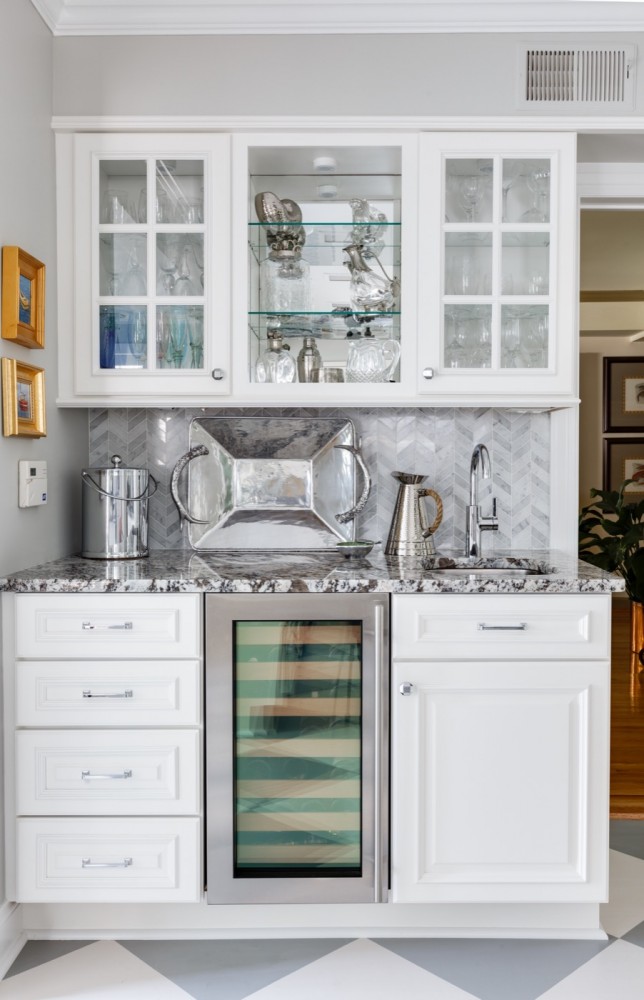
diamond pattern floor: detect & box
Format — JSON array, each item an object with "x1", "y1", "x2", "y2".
[{"x1": 5, "y1": 822, "x2": 644, "y2": 999}]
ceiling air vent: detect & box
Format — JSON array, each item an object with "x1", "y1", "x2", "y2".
[{"x1": 518, "y1": 45, "x2": 636, "y2": 109}]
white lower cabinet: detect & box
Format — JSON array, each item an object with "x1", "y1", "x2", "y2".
[
  {"x1": 391, "y1": 595, "x2": 611, "y2": 905},
  {"x1": 6, "y1": 593, "x2": 203, "y2": 903}
]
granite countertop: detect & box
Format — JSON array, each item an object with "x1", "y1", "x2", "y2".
[{"x1": 0, "y1": 549, "x2": 626, "y2": 595}]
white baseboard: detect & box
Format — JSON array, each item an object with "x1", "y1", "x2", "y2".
[{"x1": 0, "y1": 902, "x2": 24, "y2": 979}]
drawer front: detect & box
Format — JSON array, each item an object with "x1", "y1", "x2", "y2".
[
  {"x1": 16, "y1": 729, "x2": 200, "y2": 815},
  {"x1": 14, "y1": 594, "x2": 201, "y2": 659},
  {"x1": 15, "y1": 817, "x2": 201, "y2": 902},
  {"x1": 16, "y1": 660, "x2": 201, "y2": 727},
  {"x1": 392, "y1": 594, "x2": 611, "y2": 661}
]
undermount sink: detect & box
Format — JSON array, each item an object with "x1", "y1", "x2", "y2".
[{"x1": 421, "y1": 557, "x2": 554, "y2": 577}]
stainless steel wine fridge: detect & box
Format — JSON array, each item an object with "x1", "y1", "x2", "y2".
[{"x1": 205, "y1": 593, "x2": 389, "y2": 903}]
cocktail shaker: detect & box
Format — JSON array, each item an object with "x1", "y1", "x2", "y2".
[{"x1": 297, "y1": 337, "x2": 322, "y2": 382}]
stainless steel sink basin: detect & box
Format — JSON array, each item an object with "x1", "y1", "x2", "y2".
[
  {"x1": 421, "y1": 557, "x2": 554, "y2": 577},
  {"x1": 427, "y1": 567, "x2": 536, "y2": 577}
]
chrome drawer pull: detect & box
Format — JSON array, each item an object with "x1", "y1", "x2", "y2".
[
  {"x1": 81, "y1": 857, "x2": 133, "y2": 869},
  {"x1": 478, "y1": 622, "x2": 528, "y2": 631},
  {"x1": 82, "y1": 690, "x2": 133, "y2": 699},
  {"x1": 82, "y1": 621, "x2": 133, "y2": 631},
  {"x1": 81, "y1": 769, "x2": 133, "y2": 781}
]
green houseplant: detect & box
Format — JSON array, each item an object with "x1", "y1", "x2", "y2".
[{"x1": 579, "y1": 479, "x2": 644, "y2": 658}]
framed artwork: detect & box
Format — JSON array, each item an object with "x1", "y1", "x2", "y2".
[
  {"x1": 603, "y1": 356, "x2": 644, "y2": 432},
  {"x1": 1, "y1": 357, "x2": 46, "y2": 437},
  {"x1": 1, "y1": 246, "x2": 45, "y2": 349},
  {"x1": 603, "y1": 437, "x2": 644, "y2": 501}
]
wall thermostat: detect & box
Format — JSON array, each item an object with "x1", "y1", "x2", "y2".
[{"x1": 18, "y1": 460, "x2": 48, "y2": 508}]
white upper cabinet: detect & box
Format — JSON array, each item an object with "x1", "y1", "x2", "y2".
[
  {"x1": 416, "y1": 132, "x2": 578, "y2": 406},
  {"x1": 230, "y1": 133, "x2": 419, "y2": 404},
  {"x1": 56, "y1": 132, "x2": 231, "y2": 406},
  {"x1": 55, "y1": 128, "x2": 578, "y2": 408}
]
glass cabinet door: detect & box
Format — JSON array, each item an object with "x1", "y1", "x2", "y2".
[
  {"x1": 61, "y1": 132, "x2": 231, "y2": 403},
  {"x1": 417, "y1": 132, "x2": 576, "y2": 404},
  {"x1": 442, "y1": 155, "x2": 551, "y2": 373},
  {"x1": 98, "y1": 157, "x2": 205, "y2": 373}
]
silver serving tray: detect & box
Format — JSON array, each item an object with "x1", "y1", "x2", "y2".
[{"x1": 171, "y1": 417, "x2": 370, "y2": 550}]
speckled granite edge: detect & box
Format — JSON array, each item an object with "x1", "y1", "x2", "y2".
[{"x1": 0, "y1": 550, "x2": 626, "y2": 595}]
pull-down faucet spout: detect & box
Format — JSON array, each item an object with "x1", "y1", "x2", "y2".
[{"x1": 465, "y1": 443, "x2": 499, "y2": 557}]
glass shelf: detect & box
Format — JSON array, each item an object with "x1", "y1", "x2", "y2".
[{"x1": 248, "y1": 310, "x2": 400, "y2": 342}]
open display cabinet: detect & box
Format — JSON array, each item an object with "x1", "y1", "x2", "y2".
[{"x1": 232, "y1": 134, "x2": 419, "y2": 403}]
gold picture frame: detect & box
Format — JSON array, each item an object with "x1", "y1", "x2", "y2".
[
  {"x1": 1, "y1": 246, "x2": 45, "y2": 349},
  {"x1": 1, "y1": 358, "x2": 46, "y2": 437}
]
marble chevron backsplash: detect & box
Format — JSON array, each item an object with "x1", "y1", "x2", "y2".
[{"x1": 88, "y1": 408, "x2": 551, "y2": 553}]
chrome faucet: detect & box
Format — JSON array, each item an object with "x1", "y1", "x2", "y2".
[{"x1": 465, "y1": 443, "x2": 499, "y2": 557}]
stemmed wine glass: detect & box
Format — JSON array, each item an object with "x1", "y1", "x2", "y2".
[
  {"x1": 172, "y1": 244, "x2": 199, "y2": 297},
  {"x1": 168, "y1": 309, "x2": 188, "y2": 368},
  {"x1": 522, "y1": 168, "x2": 550, "y2": 223},
  {"x1": 158, "y1": 238, "x2": 179, "y2": 294},
  {"x1": 458, "y1": 176, "x2": 483, "y2": 223},
  {"x1": 128, "y1": 309, "x2": 147, "y2": 368},
  {"x1": 121, "y1": 240, "x2": 146, "y2": 295},
  {"x1": 188, "y1": 307, "x2": 204, "y2": 368},
  {"x1": 156, "y1": 308, "x2": 172, "y2": 368}
]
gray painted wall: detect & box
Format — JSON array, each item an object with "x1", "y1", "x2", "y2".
[
  {"x1": 53, "y1": 32, "x2": 644, "y2": 118},
  {"x1": 0, "y1": 0, "x2": 87, "y2": 579}
]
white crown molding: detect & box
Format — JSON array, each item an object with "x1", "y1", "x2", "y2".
[
  {"x1": 30, "y1": 1, "x2": 644, "y2": 37},
  {"x1": 50, "y1": 113, "x2": 644, "y2": 133}
]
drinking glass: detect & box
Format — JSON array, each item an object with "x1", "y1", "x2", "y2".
[
  {"x1": 128, "y1": 308, "x2": 147, "y2": 368},
  {"x1": 458, "y1": 176, "x2": 483, "y2": 223},
  {"x1": 172, "y1": 244, "x2": 200, "y2": 297},
  {"x1": 101, "y1": 189, "x2": 135, "y2": 224},
  {"x1": 121, "y1": 241, "x2": 147, "y2": 295},
  {"x1": 522, "y1": 168, "x2": 550, "y2": 223},
  {"x1": 168, "y1": 308, "x2": 188, "y2": 368},
  {"x1": 156, "y1": 308, "x2": 172, "y2": 368}
]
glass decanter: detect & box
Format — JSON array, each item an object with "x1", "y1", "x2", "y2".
[
  {"x1": 343, "y1": 244, "x2": 398, "y2": 313},
  {"x1": 255, "y1": 333, "x2": 296, "y2": 383},
  {"x1": 260, "y1": 252, "x2": 311, "y2": 316}
]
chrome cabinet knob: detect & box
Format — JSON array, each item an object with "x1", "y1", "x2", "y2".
[
  {"x1": 399, "y1": 682, "x2": 414, "y2": 696},
  {"x1": 211, "y1": 368, "x2": 225, "y2": 381},
  {"x1": 422, "y1": 367, "x2": 434, "y2": 380}
]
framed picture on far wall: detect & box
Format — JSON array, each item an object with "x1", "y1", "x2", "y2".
[
  {"x1": 1, "y1": 357, "x2": 46, "y2": 437},
  {"x1": 603, "y1": 437, "x2": 644, "y2": 502},
  {"x1": 604, "y1": 356, "x2": 644, "y2": 432},
  {"x1": 1, "y1": 246, "x2": 45, "y2": 349}
]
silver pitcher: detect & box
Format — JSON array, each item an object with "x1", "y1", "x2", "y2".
[{"x1": 385, "y1": 472, "x2": 443, "y2": 558}]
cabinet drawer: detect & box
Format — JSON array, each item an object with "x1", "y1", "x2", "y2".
[
  {"x1": 16, "y1": 729, "x2": 200, "y2": 816},
  {"x1": 16, "y1": 660, "x2": 201, "y2": 727},
  {"x1": 392, "y1": 594, "x2": 611, "y2": 661},
  {"x1": 15, "y1": 817, "x2": 201, "y2": 902},
  {"x1": 14, "y1": 594, "x2": 201, "y2": 660}
]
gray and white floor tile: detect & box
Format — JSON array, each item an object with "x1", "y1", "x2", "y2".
[{"x1": 5, "y1": 823, "x2": 644, "y2": 999}]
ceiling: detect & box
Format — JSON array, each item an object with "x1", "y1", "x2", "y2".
[{"x1": 28, "y1": 0, "x2": 644, "y2": 37}]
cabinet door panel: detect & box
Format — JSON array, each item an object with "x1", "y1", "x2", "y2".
[
  {"x1": 391, "y1": 659, "x2": 609, "y2": 903},
  {"x1": 417, "y1": 131, "x2": 577, "y2": 406},
  {"x1": 57, "y1": 131, "x2": 231, "y2": 405}
]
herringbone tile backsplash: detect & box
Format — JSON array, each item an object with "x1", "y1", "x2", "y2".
[{"x1": 88, "y1": 408, "x2": 551, "y2": 552}]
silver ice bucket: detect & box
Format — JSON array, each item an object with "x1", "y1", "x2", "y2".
[{"x1": 81, "y1": 454, "x2": 158, "y2": 559}]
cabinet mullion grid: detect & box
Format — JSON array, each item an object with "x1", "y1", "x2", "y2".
[
  {"x1": 491, "y1": 154, "x2": 502, "y2": 372},
  {"x1": 147, "y1": 156, "x2": 155, "y2": 373}
]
